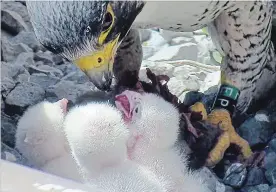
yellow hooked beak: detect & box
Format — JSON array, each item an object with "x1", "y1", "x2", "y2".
[{"x1": 74, "y1": 35, "x2": 120, "y2": 91}]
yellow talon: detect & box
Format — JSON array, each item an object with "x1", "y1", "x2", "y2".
[
  {"x1": 189, "y1": 102, "x2": 253, "y2": 167},
  {"x1": 206, "y1": 132, "x2": 230, "y2": 167},
  {"x1": 189, "y1": 102, "x2": 207, "y2": 120}
]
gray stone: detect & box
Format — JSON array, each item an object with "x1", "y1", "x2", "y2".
[
  {"x1": 148, "y1": 42, "x2": 198, "y2": 61},
  {"x1": 1, "y1": 37, "x2": 32, "y2": 62},
  {"x1": 183, "y1": 91, "x2": 204, "y2": 106},
  {"x1": 1, "y1": 29, "x2": 13, "y2": 40},
  {"x1": 223, "y1": 163, "x2": 247, "y2": 188},
  {"x1": 199, "y1": 167, "x2": 224, "y2": 192},
  {"x1": 268, "y1": 139, "x2": 276, "y2": 153},
  {"x1": 61, "y1": 71, "x2": 90, "y2": 84},
  {"x1": 10, "y1": 32, "x2": 41, "y2": 51},
  {"x1": 13, "y1": 52, "x2": 35, "y2": 68},
  {"x1": 225, "y1": 186, "x2": 235, "y2": 192},
  {"x1": 52, "y1": 54, "x2": 64, "y2": 65},
  {"x1": 241, "y1": 184, "x2": 270, "y2": 192},
  {"x1": 1, "y1": 62, "x2": 26, "y2": 97},
  {"x1": 36, "y1": 65, "x2": 63, "y2": 78},
  {"x1": 1, "y1": 113, "x2": 17, "y2": 148},
  {"x1": 244, "y1": 167, "x2": 265, "y2": 186},
  {"x1": 45, "y1": 80, "x2": 94, "y2": 103},
  {"x1": 1, "y1": 77, "x2": 16, "y2": 98},
  {"x1": 1, "y1": 1, "x2": 33, "y2": 30},
  {"x1": 55, "y1": 62, "x2": 79, "y2": 75},
  {"x1": 29, "y1": 73, "x2": 59, "y2": 90},
  {"x1": 264, "y1": 152, "x2": 276, "y2": 171},
  {"x1": 28, "y1": 65, "x2": 63, "y2": 78},
  {"x1": 265, "y1": 167, "x2": 276, "y2": 185},
  {"x1": 1, "y1": 62, "x2": 26, "y2": 80},
  {"x1": 5, "y1": 82, "x2": 45, "y2": 108},
  {"x1": 139, "y1": 29, "x2": 152, "y2": 42},
  {"x1": 1, "y1": 9, "x2": 29, "y2": 35},
  {"x1": 170, "y1": 36, "x2": 195, "y2": 46},
  {"x1": 270, "y1": 185, "x2": 276, "y2": 192},
  {"x1": 1, "y1": 97, "x2": 5, "y2": 111},
  {"x1": 237, "y1": 112, "x2": 274, "y2": 146},
  {"x1": 34, "y1": 52, "x2": 55, "y2": 65},
  {"x1": 256, "y1": 184, "x2": 270, "y2": 192},
  {"x1": 1, "y1": 142, "x2": 30, "y2": 166},
  {"x1": 16, "y1": 73, "x2": 30, "y2": 83}
]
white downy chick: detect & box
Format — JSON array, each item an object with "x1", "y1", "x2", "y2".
[
  {"x1": 115, "y1": 90, "x2": 210, "y2": 192},
  {"x1": 64, "y1": 103, "x2": 166, "y2": 192},
  {"x1": 15, "y1": 99, "x2": 81, "y2": 181}
]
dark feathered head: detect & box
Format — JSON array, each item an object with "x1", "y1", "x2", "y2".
[{"x1": 26, "y1": 1, "x2": 145, "y2": 90}]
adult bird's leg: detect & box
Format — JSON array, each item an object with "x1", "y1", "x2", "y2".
[{"x1": 190, "y1": 1, "x2": 275, "y2": 167}]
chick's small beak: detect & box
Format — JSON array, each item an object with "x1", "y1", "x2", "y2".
[{"x1": 74, "y1": 35, "x2": 120, "y2": 91}]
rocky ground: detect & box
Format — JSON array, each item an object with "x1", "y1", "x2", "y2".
[{"x1": 1, "y1": 1, "x2": 276, "y2": 192}]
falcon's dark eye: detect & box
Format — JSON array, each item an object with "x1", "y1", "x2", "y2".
[
  {"x1": 135, "y1": 107, "x2": 138, "y2": 113},
  {"x1": 102, "y1": 12, "x2": 113, "y2": 31}
]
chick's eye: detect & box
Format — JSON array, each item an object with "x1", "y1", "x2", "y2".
[
  {"x1": 135, "y1": 107, "x2": 138, "y2": 113},
  {"x1": 102, "y1": 12, "x2": 113, "y2": 31}
]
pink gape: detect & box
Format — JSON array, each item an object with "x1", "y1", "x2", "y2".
[
  {"x1": 115, "y1": 90, "x2": 143, "y2": 160},
  {"x1": 56, "y1": 98, "x2": 68, "y2": 114},
  {"x1": 115, "y1": 90, "x2": 142, "y2": 123}
]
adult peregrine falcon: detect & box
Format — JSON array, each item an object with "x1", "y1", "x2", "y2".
[{"x1": 26, "y1": 1, "x2": 276, "y2": 167}]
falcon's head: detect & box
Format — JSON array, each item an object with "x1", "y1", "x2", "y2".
[{"x1": 26, "y1": 1, "x2": 145, "y2": 91}]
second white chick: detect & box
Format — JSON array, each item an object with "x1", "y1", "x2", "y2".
[
  {"x1": 64, "y1": 102, "x2": 166, "y2": 192},
  {"x1": 15, "y1": 99, "x2": 82, "y2": 182},
  {"x1": 115, "y1": 90, "x2": 211, "y2": 192}
]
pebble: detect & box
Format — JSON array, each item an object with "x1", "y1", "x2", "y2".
[
  {"x1": 1, "y1": 37, "x2": 32, "y2": 62},
  {"x1": 1, "y1": 113, "x2": 18, "y2": 148},
  {"x1": 237, "y1": 111, "x2": 274, "y2": 146},
  {"x1": 167, "y1": 76, "x2": 200, "y2": 97},
  {"x1": 28, "y1": 65, "x2": 63, "y2": 78},
  {"x1": 182, "y1": 91, "x2": 204, "y2": 106},
  {"x1": 1, "y1": 9, "x2": 28, "y2": 35},
  {"x1": 223, "y1": 163, "x2": 247, "y2": 188},
  {"x1": 5, "y1": 82, "x2": 45, "y2": 109},
  {"x1": 55, "y1": 62, "x2": 79, "y2": 75},
  {"x1": 45, "y1": 80, "x2": 94, "y2": 103},
  {"x1": 170, "y1": 36, "x2": 195, "y2": 46},
  {"x1": 1, "y1": 62, "x2": 25, "y2": 97},
  {"x1": 61, "y1": 71, "x2": 90, "y2": 84},
  {"x1": 148, "y1": 42, "x2": 198, "y2": 61},
  {"x1": 141, "y1": 61, "x2": 175, "y2": 77},
  {"x1": 34, "y1": 52, "x2": 55, "y2": 65},
  {"x1": 244, "y1": 167, "x2": 265, "y2": 186},
  {"x1": 268, "y1": 139, "x2": 276, "y2": 153},
  {"x1": 139, "y1": 29, "x2": 152, "y2": 42},
  {"x1": 13, "y1": 52, "x2": 35, "y2": 68},
  {"x1": 1, "y1": 142, "x2": 30, "y2": 166},
  {"x1": 173, "y1": 65, "x2": 200, "y2": 79},
  {"x1": 200, "y1": 71, "x2": 220, "y2": 93},
  {"x1": 10, "y1": 32, "x2": 41, "y2": 51},
  {"x1": 199, "y1": 167, "x2": 226, "y2": 192},
  {"x1": 270, "y1": 186, "x2": 276, "y2": 192},
  {"x1": 159, "y1": 29, "x2": 194, "y2": 41},
  {"x1": 265, "y1": 168, "x2": 276, "y2": 185},
  {"x1": 29, "y1": 73, "x2": 59, "y2": 90},
  {"x1": 241, "y1": 184, "x2": 270, "y2": 192},
  {"x1": 1, "y1": 1, "x2": 33, "y2": 30}
]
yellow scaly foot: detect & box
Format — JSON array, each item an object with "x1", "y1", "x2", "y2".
[{"x1": 189, "y1": 102, "x2": 253, "y2": 167}]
